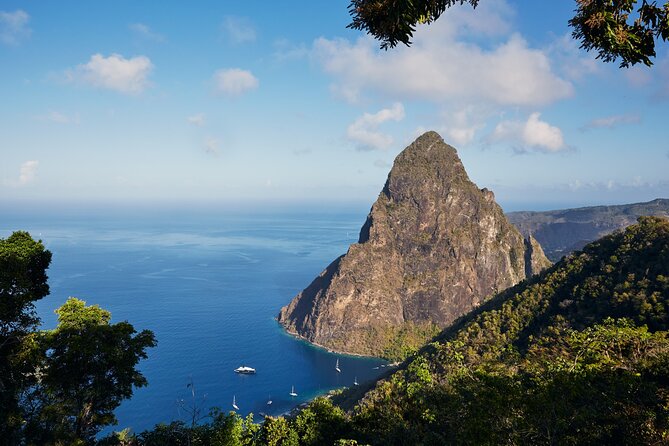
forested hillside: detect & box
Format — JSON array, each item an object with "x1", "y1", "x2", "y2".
[{"x1": 350, "y1": 216, "x2": 669, "y2": 444}]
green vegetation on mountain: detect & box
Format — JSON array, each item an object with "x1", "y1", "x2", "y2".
[
  {"x1": 0, "y1": 232, "x2": 155, "y2": 446},
  {"x1": 377, "y1": 321, "x2": 441, "y2": 362},
  {"x1": 348, "y1": 215, "x2": 669, "y2": 444}
]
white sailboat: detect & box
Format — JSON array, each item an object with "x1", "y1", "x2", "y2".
[
  {"x1": 335, "y1": 358, "x2": 341, "y2": 373},
  {"x1": 232, "y1": 395, "x2": 239, "y2": 410},
  {"x1": 289, "y1": 385, "x2": 298, "y2": 397},
  {"x1": 267, "y1": 394, "x2": 273, "y2": 405},
  {"x1": 354, "y1": 376, "x2": 359, "y2": 386}
]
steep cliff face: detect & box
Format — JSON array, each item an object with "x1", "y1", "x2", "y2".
[{"x1": 278, "y1": 131, "x2": 550, "y2": 357}]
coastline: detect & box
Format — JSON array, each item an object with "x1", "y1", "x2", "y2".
[
  {"x1": 275, "y1": 318, "x2": 392, "y2": 361},
  {"x1": 269, "y1": 319, "x2": 399, "y2": 417}
]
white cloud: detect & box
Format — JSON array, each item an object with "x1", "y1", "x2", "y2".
[
  {"x1": 446, "y1": 126, "x2": 478, "y2": 146},
  {"x1": 0, "y1": 10, "x2": 30, "y2": 45},
  {"x1": 347, "y1": 103, "x2": 405, "y2": 151},
  {"x1": 221, "y1": 16, "x2": 256, "y2": 44},
  {"x1": 489, "y1": 112, "x2": 565, "y2": 153},
  {"x1": 312, "y1": 0, "x2": 571, "y2": 107},
  {"x1": 213, "y1": 68, "x2": 259, "y2": 96},
  {"x1": 129, "y1": 23, "x2": 166, "y2": 42},
  {"x1": 582, "y1": 114, "x2": 640, "y2": 130},
  {"x1": 66, "y1": 53, "x2": 153, "y2": 94},
  {"x1": 5, "y1": 160, "x2": 39, "y2": 187},
  {"x1": 441, "y1": 107, "x2": 486, "y2": 146},
  {"x1": 187, "y1": 113, "x2": 206, "y2": 127}
]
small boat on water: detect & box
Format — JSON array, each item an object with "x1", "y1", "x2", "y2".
[
  {"x1": 289, "y1": 385, "x2": 298, "y2": 397},
  {"x1": 234, "y1": 366, "x2": 256, "y2": 374},
  {"x1": 335, "y1": 359, "x2": 341, "y2": 373},
  {"x1": 354, "y1": 376, "x2": 359, "y2": 386},
  {"x1": 267, "y1": 394, "x2": 273, "y2": 405},
  {"x1": 232, "y1": 395, "x2": 239, "y2": 410}
]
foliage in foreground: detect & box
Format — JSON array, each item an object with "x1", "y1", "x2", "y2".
[
  {"x1": 0, "y1": 231, "x2": 155, "y2": 446},
  {"x1": 347, "y1": 0, "x2": 669, "y2": 67},
  {"x1": 100, "y1": 398, "x2": 355, "y2": 446},
  {"x1": 104, "y1": 217, "x2": 669, "y2": 445}
]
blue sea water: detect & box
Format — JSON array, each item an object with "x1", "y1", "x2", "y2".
[{"x1": 1, "y1": 206, "x2": 388, "y2": 434}]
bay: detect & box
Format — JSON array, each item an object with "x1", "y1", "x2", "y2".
[{"x1": 1, "y1": 206, "x2": 388, "y2": 434}]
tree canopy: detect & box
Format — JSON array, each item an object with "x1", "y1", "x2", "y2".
[
  {"x1": 347, "y1": 0, "x2": 669, "y2": 67},
  {"x1": 0, "y1": 231, "x2": 51, "y2": 444},
  {"x1": 26, "y1": 298, "x2": 157, "y2": 444},
  {"x1": 0, "y1": 231, "x2": 51, "y2": 341},
  {"x1": 0, "y1": 231, "x2": 155, "y2": 446}
]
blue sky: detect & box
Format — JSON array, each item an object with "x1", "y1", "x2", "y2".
[{"x1": 1, "y1": 0, "x2": 668, "y2": 212}]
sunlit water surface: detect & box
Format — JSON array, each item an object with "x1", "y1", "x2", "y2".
[{"x1": 1, "y1": 208, "x2": 388, "y2": 434}]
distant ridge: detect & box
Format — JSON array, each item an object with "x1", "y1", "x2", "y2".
[
  {"x1": 278, "y1": 131, "x2": 550, "y2": 358},
  {"x1": 508, "y1": 198, "x2": 669, "y2": 261}
]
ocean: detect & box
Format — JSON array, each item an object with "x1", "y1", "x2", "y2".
[{"x1": 1, "y1": 206, "x2": 388, "y2": 434}]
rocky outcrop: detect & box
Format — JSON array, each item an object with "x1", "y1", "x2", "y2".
[
  {"x1": 278, "y1": 131, "x2": 550, "y2": 357},
  {"x1": 525, "y1": 235, "x2": 552, "y2": 278}
]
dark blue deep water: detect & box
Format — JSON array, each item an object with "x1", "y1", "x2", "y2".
[{"x1": 1, "y1": 206, "x2": 388, "y2": 434}]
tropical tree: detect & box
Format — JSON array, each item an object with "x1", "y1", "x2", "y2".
[
  {"x1": 0, "y1": 231, "x2": 51, "y2": 445},
  {"x1": 259, "y1": 416, "x2": 299, "y2": 446},
  {"x1": 347, "y1": 0, "x2": 669, "y2": 67},
  {"x1": 26, "y1": 298, "x2": 156, "y2": 444}
]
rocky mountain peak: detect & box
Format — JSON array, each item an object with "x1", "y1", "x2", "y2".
[
  {"x1": 278, "y1": 132, "x2": 551, "y2": 358},
  {"x1": 382, "y1": 132, "x2": 466, "y2": 198}
]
